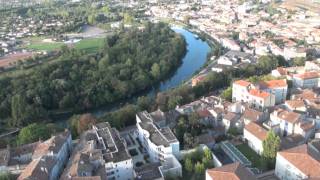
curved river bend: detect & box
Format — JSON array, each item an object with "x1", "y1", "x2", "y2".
[
  {"x1": 55, "y1": 27, "x2": 211, "y2": 125},
  {"x1": 93, "y1": 27, "x2": 210, "y2": 115}
]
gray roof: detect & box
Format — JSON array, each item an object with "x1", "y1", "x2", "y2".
[
  {"x1": 135, "y1": 163, "x2": 163, "y2": 180},
  {"x1": 225, "y1": 50, "x2": 252, "y2": 59},
  {"x1": 137, "y1": 111, "x2": 178, "y2": 147},
  {"x1": 94, "y1": 122, "x2": 131, "y2": 163}
]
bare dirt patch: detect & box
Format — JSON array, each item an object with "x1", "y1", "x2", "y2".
[{"x1": 0, "y1": 52, "x2": 34, "y2": 68}]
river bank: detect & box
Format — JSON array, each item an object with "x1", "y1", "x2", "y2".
[{"x1": 52, "y1": 27, "x2": 212, "y2": 127}]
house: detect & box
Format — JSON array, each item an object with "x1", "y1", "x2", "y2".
[
  {"x1": 259, "y1": 79, "x2": 288, "y2": 104},
  {"x1": 272, "y1": 67, "x2": 288, "y2": 77},
  {"x1": 217, "y1": 50, "x2": 252, "y2": 66},
  {"x1": 222, "y1": 112, "x2": 240, "y2": 131},
  {"x1": 292, "y1": 71, "x2": 320, "y2": 89},
  {"x1": 241, "y1": 108, "x2": 265, "y2": 125},
  {"x1": 270, "y1": 108, "x2": 302, "y2": 137},
  {"x1": 0, "y1": 141, "x2": 40, "y2": 174},
  {"x1": 232, "y1": 80, "x2": 276, "y2": 109},
  {"x1": 294, "y1": 120, "x2": 316, "y2": 140},
  {"x1": 275, "y1": 144, "x2": 320, "y2": 179},
  {"x1": 285, "y1": 100, "x2": 307, "y2": 112},
  {"x1": 192, "y1": 74, "x2": 207, "y2": 87},
  {"x1": 18, "y1": 131, "x2": 72, "y2": 180},
  {"x1": 244, "y1": 122, "x2": 268, "y2": 155},
  {"x1": 206, "y1": 162, "x2": 257, "y2": 180}
]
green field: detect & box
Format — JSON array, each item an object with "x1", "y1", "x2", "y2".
[
  {"x1": 74, "y1": 38, "x2": 105, "y2": 53},
  {"x1": 25, "y1": 38, "x2": 105, "y2": 53},
  {"x1": 26, "y1": 42, "x2": 64, "y2": 51}
]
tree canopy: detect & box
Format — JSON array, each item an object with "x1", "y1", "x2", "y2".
[
  {"x1": 17, "y1": 123, "x2": 61, "y2": 145},
  {"x1": 0, "y1": 22, "x2": 186, "y2": 127}
]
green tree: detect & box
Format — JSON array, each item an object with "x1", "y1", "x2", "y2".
[
  {"x1": 10, "y1": 94, "x2": 27, "y2": 127},
  {"x1": 292, "y1": 57, "x2": 306, "y2": 66},
  {"x1": 151, "y1": 63, "x2": 161, "y2": 79},
  {"x1": 262, "y1": 131, "x2": 280, "y2": 168},
  {"x1": 184, "y1": 157, "x2": 193, "y2": 172},
  {"x1": 194, "y1": 162, "x2": 205, "y2": 174},
  {"x1": 221, "y1": 87, "x2": 232, "y2": 101},
  {"x1": 17, "y1": 123, "x2": 52, "y2": 145},
  {"x1": 0, "y1": 172, "x2": 15, "y2": 180},
  {"x1": 123, "y1": 13, "x2": 133, "y2": 24}
]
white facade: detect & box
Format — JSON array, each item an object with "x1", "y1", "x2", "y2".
[
  {"x1": 232, "y1": 81, "x2": 275, "y2": 109},
  {"x1": 275, "y1": 153, "x2": 308, "y2": 180},
  {"x1": 270, "y1": 112, "x2": 296, "y2": 137},
  {"x1": 136, "y1": 119, "x2": 179, "y2": 163},
  {"x1": 105, "y1": 159, "x2": 134, "y2": 180},
  {"x1": 243, "y1": 129, "x2": 264, "y2": 155},
  {"x1": 293, "y1": 75, "x2": 320, "y2": 89},
  {"x1": 263, "y1": 86, "x2": 287, "y2": 104}
]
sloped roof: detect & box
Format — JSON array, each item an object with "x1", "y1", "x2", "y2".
[
  {"x1": 278, "y1": 144, "x2": 320, "y2": 178},
  {"x1": 206, "y1": 162, "x2": 257, "y2": 180}
]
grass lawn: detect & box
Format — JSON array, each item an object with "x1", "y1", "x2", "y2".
[
  {"x1": 24, "y1": 37, "x2": 105, "y2": 53},
  {"x1": 74, "y1": 38, "x2": 105, "y2": 53},
  {"x1": 26, "y1": 42, "x2": 64, "y2": 51},
  {"x1": 236, "y1": 143, "x2": 266, "y2": 171}
]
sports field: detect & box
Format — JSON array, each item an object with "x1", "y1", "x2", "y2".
[{"x1": 24, "y1": 37, "x2": 105, "y2": 53}]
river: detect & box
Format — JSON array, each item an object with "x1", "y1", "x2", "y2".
[{"x1": 55, "y1": 27, "x2": 211, "y2": 126}]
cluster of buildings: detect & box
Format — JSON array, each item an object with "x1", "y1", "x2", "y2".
[
  {"x1": 0, "y1": 131, "x2": 72, "y2": 180},
  {"x1": 149, "y1": 0, "x2": 320, "y2": 59}
]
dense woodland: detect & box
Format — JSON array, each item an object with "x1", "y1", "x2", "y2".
[{"x1": 0, "y1": 23, "x2": 186, "y2": 127}]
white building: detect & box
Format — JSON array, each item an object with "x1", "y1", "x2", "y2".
[
  {"x1": 244, "y1": 122, "x2": 268, "y2": 155},
  {"x1": 258, "y1": 79, "x2": 288, "y2": 104},
  {"x1": 270, "y1": 108, "x2": 302, "y2": 137},
  {"x1": 136, "y1": 111, "x2": 182, "y2": 178},
  {"x1": 232, "y1": 80, "x2": 275, "y2": 109},
  {"x1": 92, "y1": 122, "x2": 134, "y2": 180},
  {"x1": 292, "y1": 71, "x2": 320, "y2": 89},
  {"x1": 275, "y1": 144, "x2": 320, "y2": 180}
]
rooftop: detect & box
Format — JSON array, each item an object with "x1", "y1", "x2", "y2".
[
  {"x1": 135, "y1": 163, "x2": 163, "y2": 180},
  {"x1": 294, "y1": 71, "x2": 320, "y2": 80},
  {"x1": 278, "y1": 144, "x2": 320, "y2": 178},
  {"x1": 206, "y1": 162, "x2": 257, "y2": 180},
  {"x1": 273, "y1": 108, "x2": 301, "y2": 124},
  {"x1": 244, "y1": 122, "x2": 268, "y2": 141},
  {"x1": 234, "y1": 80, "x2": 251, "y2": 87},
  {"x1": 137, "y1": 111, "x2": 178, "y2": 147},
  {"x1": 242, "y1": 108, "x2": 263, "y2": 122},
  {"x1": 260, "y1": 79, "x2": 287, "y2": 89},
  {"x1": 249, "y1": 89, "x2": 270, "y2": 99},
  {"x1": 94, "y1": 122, "x2": 131, "y2": 163}
]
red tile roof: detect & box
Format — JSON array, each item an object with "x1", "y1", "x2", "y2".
[
  {"x1": 244, "y1": 122, "x2": 268, "y2": 141},
  {"x1": 206, "y1": 162, "x2": 257, "y2": 180},
  {"x1": 294, "y1": 71, "x2": 320, "y2": 80},
  {"x1": 261, "y1": 79, "x2": 287, "y2": 88},
  {"x1": 275, "y1": 109, "x2": 301, "y2": 124},
  {"x1": 249, "y1": 89, "x2": 270, "y2": 99},
  {"x1": 278, "y1": 144, "x2": 320, "y2": 178},
  {"x1": 234, "y1": 80, "x2": 251, "y2": 87}
]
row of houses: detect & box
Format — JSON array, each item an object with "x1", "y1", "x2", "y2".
[{"x1": 206, "y1": 142, "x2": 320, "y2": 180}]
